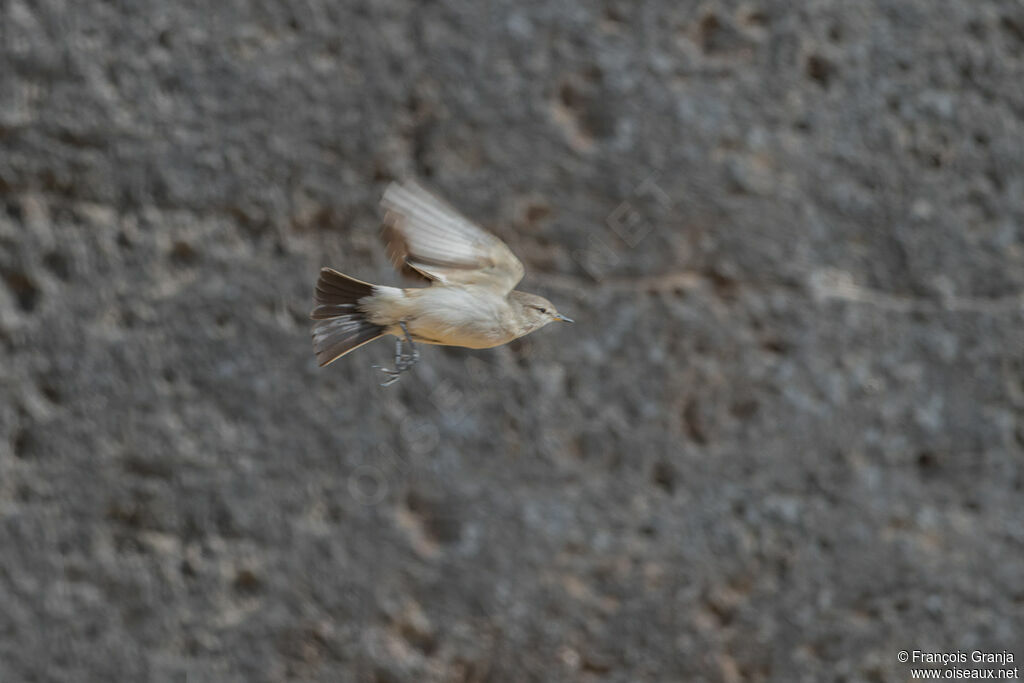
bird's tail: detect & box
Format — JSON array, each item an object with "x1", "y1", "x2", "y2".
[{"x1": 310, "y1": 268, "x2": 386, "y2": 367}]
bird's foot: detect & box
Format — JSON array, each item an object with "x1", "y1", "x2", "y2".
[
  {"x1": 372, "y1": 323, "x2": 420, "y2": 387},
  {"x1": 372, "y1": 353, "x2": 419, "y2": 386},
  {"x1": 373, "y1": 365, "x2": 405, "y2": 387}
]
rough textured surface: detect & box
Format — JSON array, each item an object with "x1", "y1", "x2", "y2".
[{"x1": 2, "y1": 0, "x2": 1023, "y2": 681}]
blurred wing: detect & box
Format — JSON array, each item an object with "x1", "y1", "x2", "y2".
[{"x1": 380, "y1": 180, "x2": 525, "y2": 293}]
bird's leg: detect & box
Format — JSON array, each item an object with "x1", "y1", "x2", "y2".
[
  {"x1": 400, "y1": 322, "x2": 419, "y2": 366},
  {"x1": 373, "y1": 321, "x2": 420, "y2": 386},
  {"x1": 374, "y1": 336, "x2": 405, "y2": 387}
]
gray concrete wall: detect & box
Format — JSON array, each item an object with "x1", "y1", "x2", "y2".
[{"x1": 1, "y1": 0, "x2": 1022, "y2": 680}]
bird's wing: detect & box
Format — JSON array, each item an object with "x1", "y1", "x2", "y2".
[{"x1": 379, "y1": 180, "x2": 525, "y2": 293}]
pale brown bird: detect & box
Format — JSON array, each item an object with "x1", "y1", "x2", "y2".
[{"x1": 311, "y1": 180, "x2": 573, "y2": 385}]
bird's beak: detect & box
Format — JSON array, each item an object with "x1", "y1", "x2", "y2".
[{"x1": 555, "y1": 314, "x2": 574, "y2": 323}]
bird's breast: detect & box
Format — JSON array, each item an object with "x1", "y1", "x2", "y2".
[{"x1": 400, "y1": 287, "x2": 515, "y2": 349}]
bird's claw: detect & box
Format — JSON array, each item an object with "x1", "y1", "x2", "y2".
[
  {"x1": 372, "y1": 353, "x2": 418, "y2": 386},
  {"x1": 372, "y1": 322, "x2": 419, "y2": 387},
  {"x1": 372, "y1": 365, "x2": 404, "y2": 387}
]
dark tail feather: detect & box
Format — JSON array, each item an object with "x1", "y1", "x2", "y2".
[
  {"x1": 312, "y1": 268, "x2": 377, "y2": 320},
  {"x1": 310, "y1": 268, "x2": 385, "y2": 367}
]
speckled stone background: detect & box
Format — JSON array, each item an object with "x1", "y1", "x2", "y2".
[{"x1": 1, "y1": 1, "x2": 1023, "y2": 681}]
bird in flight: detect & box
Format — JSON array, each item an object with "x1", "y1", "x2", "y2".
[{"x1": 311, "y1": 180, "x2": 573, "y2": 386}]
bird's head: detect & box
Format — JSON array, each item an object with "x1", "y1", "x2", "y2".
[{"x1": 511, "y1": 291, "x2": 574, "y2": 332}]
